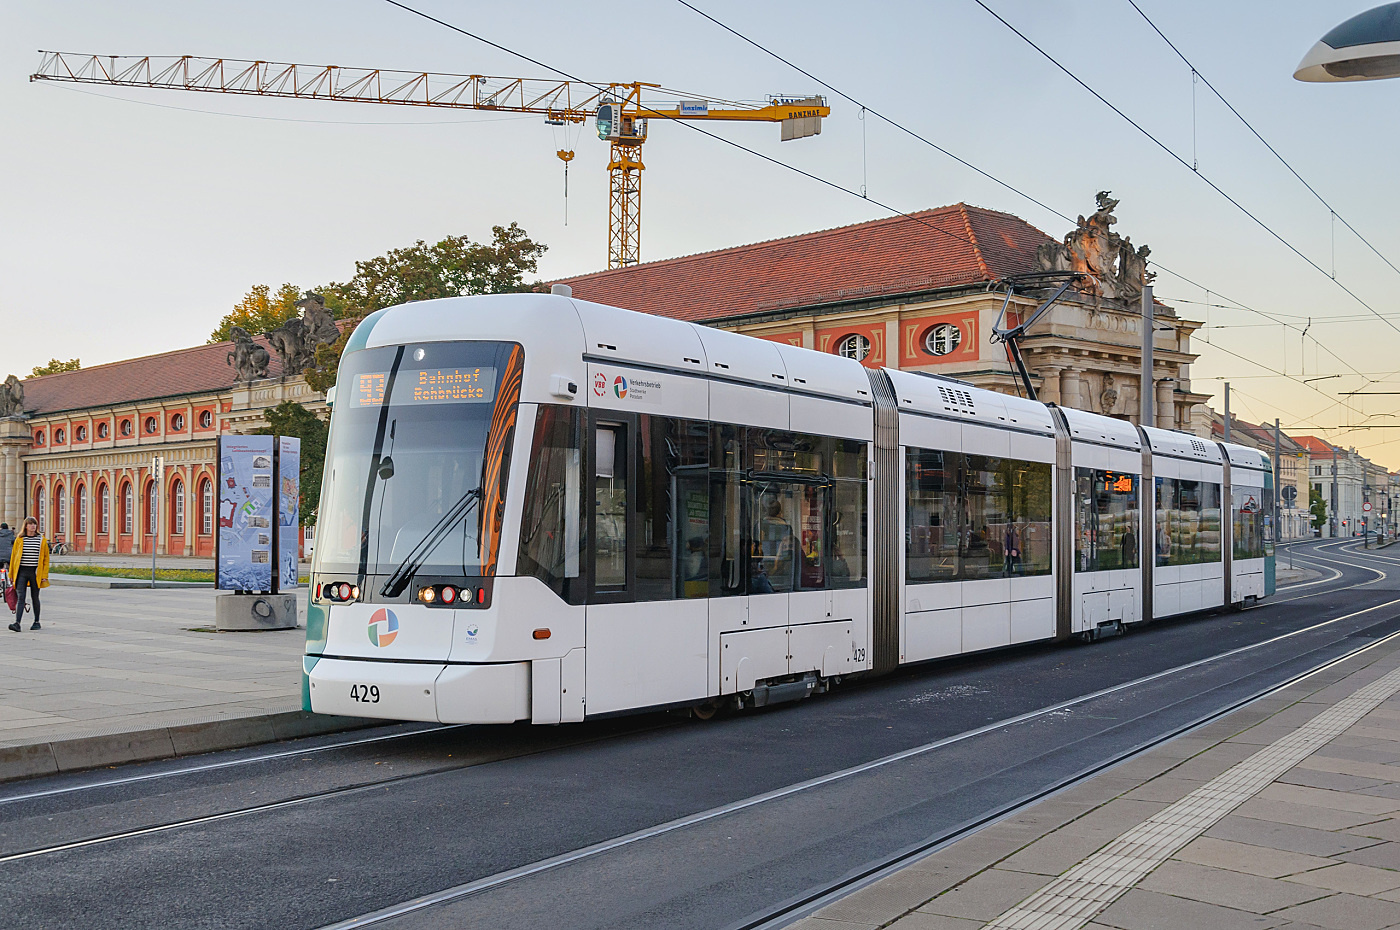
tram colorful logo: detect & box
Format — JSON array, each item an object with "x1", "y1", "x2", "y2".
[
  {"x1": 367, "y1": 608, "x2": 399, "y2": 648},
  {"x1": 613, "y1": 375, "x2": 628, "y2": 399}
]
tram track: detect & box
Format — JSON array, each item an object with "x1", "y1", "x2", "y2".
[
  {"x1": 1, "y1": 540, "x2": 1393, "y2": 930},
  {"x1": 3, "y1": 580, "x2": 1395, "y2": 914},
  {"x1": 0, "y1": 543, "x2": 1364, "y2": 812}
]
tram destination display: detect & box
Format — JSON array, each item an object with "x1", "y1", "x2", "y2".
[
  {"x1": 217, "y1": 435, "x2": 275, "y2": 591},
  {"x1": 352, "y1": 366, "x2": 498, "y2": 407}
]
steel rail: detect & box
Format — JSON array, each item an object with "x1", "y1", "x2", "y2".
[
  {"x1": 736, "y1": 619, "x2": 1400, "y2": 930},
  {"x1": 312, "y1": 593, "x2": 1400, "y2": 930},
  {"x1": 0, "y1": 539, "x2": 1367, "y2": 809}
]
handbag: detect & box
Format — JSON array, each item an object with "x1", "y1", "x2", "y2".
[{"x1": 3, "y1": 576, "x2": 14, "y2": 613}]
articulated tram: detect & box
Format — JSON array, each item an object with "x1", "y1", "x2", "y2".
[{"x1": 303, "y1": 293, "x2": 1274, "y2": 724}]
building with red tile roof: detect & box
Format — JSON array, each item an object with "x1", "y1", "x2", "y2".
[
  {"x1": 1, "y1": 332, "x2": 324, "y2": 557},
  {"x1": 557, "y1": 200, "x2": 1210, "y2": 431}
]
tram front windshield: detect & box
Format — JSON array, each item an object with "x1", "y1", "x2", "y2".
[{"x1": 316, "y1": 341, "x2": 520, "y2": 581}]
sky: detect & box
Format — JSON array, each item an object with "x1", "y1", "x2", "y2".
[{"x1": 3, "y1": 1, "x2": 1399, "y2": 468}]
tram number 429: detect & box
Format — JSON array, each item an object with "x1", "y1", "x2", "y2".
[{"x1": 349, "y1": 683, "x2": 381, "y2": 704}]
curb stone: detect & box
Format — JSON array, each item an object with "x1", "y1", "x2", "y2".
[{"x1": 0, "y1": 711, "x2": 379, "y2": 784}]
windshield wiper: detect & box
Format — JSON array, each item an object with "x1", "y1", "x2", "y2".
[{"x1": 379, "y1": 486, "x2": 483, "y2": 597}]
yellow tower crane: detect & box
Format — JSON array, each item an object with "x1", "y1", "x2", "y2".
[{"x1": 31, "y1": 52, "x2": 830, "y2": 269}]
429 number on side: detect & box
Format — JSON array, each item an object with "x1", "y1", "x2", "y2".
[{"x1": 350, "y1": 684, "x2": 380, "y2": 703}]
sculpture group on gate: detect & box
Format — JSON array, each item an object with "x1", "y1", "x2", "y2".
[
  {"x1": 0, "y1": 374, "x2": 23, "y2": 418},
  {"x1": 1036, "y1": 192, "x2": 1156, "y2": 302},
  {"x1": 227, "y1": 294, "x2": 340, "y2": 382}
]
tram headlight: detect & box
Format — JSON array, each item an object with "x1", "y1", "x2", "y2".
[
  {"x1": 418, "y1": 585, "x2": 436, "y2": 604},
  {"x1": 350, "y1": 585, "x2": 361, "y2": 601}
]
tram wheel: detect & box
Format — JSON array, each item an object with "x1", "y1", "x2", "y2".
[{"x1": 691, "y1": 698, "x2": 727, "y2": 721}]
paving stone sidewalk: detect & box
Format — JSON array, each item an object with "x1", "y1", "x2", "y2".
[
  {"x1": 794, "y1": 635, "x2": 1400, "y2": 930},
  {"x1": 0, "y1": 585, "x2": 318, "y2": 759}
]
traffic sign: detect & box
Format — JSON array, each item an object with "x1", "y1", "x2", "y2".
[{"x1": 1364, "y1": 501, "x2": 1373, "y2": 512}]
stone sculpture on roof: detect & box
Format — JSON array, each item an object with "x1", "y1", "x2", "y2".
[
  {"x1": 261, "y1": 294, "x2": 340, "y2": 377},
  {"x1": 0, "y1": 375, "x2": 24, "y2": 417},
  {"x1": 227, "y1": 327, "x2": 271, "y2": 382},
  {"x1": 1035, "y1": 191, "x2": 1156, "y2": 302}
]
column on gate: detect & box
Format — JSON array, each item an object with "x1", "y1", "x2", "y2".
[
  {"x1": 1156, "y1": 379, "x2": 1175, "y2": 430},
  {"x1": 1038, "y1": 366, "x2": 1063, "y2": 405},
  {"x1": 182, "y1": 463, "x2": 194, "y2": 556}
]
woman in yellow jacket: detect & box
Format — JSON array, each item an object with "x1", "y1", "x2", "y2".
[{"x1": 9, "y1": 517, "x2": 49, "y2": 632}]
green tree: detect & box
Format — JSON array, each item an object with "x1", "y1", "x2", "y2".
[
  {"x1": 30, "y1": 358, "x2": 81, "y2": 376},
  {"x1": 255, "y1": 401, "x2": 328, "y2": 526},
  {"x1": 304, "y1": 223, "x2": 546, "y2": 393},
  {"x1": 1310, "y1": 486, "x2": 1327, "y2": 532},
  {"x1": 209, "y1": 283, "x2": 304, "y2": 343}
]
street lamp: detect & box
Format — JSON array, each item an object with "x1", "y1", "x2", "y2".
[{"x1": 1296, "y1": 3, "x2": 1400, "y2": 82}]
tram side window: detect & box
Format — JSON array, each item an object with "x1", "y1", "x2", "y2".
[
  {"x1": 1233, "y1": 484, "x2": 1266, "y2": 560},
  {"x1": 594, "y1": 423, "x2": 628, "y2": 589},
  {"x1": 906, "y1": 448, "x2": 1052, "y2": 583},
  {"x1": 1075, "y1": 468, "x2": 1139, "y2": 572},
  {"x1": 709, "y1": 425, "x2": 869, "y2": 597},
  {"x1": 635, "y1": 415, "x2": 709, "y2": 602},
  {"x1": 517, "y1": 404, "x2": 583, "y2": 601},
  {"x1": 830, "y1": 438, "x2": 868, "y2": 589},
  {"x1": 907, "y1": 448, "x2": 960, "y2": 582},
  {"x1": 1154, "y1": 478, "x2": 1222, "y2": 566}
]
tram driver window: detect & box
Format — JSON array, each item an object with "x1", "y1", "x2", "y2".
[
  {"x1": 1075, "y1": 468, "x2": 1140, "y2": 572},
  {"x1": 593, "y1": 424, "x2": 628, "y2": 589}
]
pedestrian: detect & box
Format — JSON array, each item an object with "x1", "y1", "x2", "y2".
[
  {"x1": 9, "y1": 517, "x2": 48, "y2": 632},
  {"x1": 0, "y1": 522, "x2": 13, "y2": 575}
]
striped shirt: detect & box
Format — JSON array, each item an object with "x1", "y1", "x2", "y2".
[{"x1": 18, "y1": 536, "x2": 41, "y2": 568}]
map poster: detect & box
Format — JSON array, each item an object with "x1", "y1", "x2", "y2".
[
  {"x1": 277, "y1": 436, "x2": 301, "y2": 592},
  {"x1": 217, "y1": 435, "x2": 275, "y2": 592}
]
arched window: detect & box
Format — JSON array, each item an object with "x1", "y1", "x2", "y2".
[
  {"x1": 145, "y1": 481, "x2": 157, "y2": 535},
  {"x1": 76, "y1": 425, "x2": 87, "y2": 442},
  {"x1": 923, "y1": 322, "x2": 963, "y2": 357},
  {"x1": 97, "y1": 422, "x2": 109, "y2": 439},
  {"x1": 99, "y1": 483, "x2": 110, "y2": 535},
  {"x1": 171, "y1": 478, "x2": 185, "y2": 536},
  {"x1": 144, "y1": 416, "x2": 158, "y2": 435},
  {"x1": 33, "y1": 430, "x2": 44, "y2": 446},
  {"x1": 77, "y1": 484, "x2": 88, "y2": 535},
  {"x1": 171, "y1": 413, "x2": 185, "y2": 431},
  {"x1": 120, "y1": 419, "x2": 133, "y2": 437},
  {"x1": 199, "y1": 410, "x2": 213, "y2": 429},
  {"x1": 122, "y1": 482, "x2": 134, "y2": 535},
  {"x1": 835, "y1": 333, "x2": 870, "y2": 361},
  {"x1": 54, "y1": 428, "x2": 65, "y2": 444},
  {"x1": 35, "y1": 485, "x2": 46, "y2": 533},
  {"x1": 200, "y1": 478, "x2": 213, "y2": 535},
  {"x1": 55, "y1": 485, "x2": 66, "y2": 539}
]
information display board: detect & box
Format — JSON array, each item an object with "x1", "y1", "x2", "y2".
[
  {"x1": 217, "y1": 435, "x2": 275, "y2": 591},
  {"x1": 278, "y1": 436, "x2": 301, "y2": 592}
]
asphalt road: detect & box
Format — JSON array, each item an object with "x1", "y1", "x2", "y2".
[{"x1": 2, "y1": 538, "x2": 1397, "y2": 930}]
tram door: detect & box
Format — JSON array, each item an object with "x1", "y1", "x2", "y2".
[{"x1": 583, "y1": 413, "x2": 709, "y2": 716}]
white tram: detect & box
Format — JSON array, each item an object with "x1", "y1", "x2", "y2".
[{"x1": 303, "y1": 293, "x2": 1274, "y2": 724}]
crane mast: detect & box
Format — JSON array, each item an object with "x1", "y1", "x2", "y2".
[{"x1": 32, "y1": 51, "x2": 829, "y2": 269}]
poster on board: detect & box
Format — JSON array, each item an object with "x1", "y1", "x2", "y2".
[
  {"x1": 278, "y1": 436, "x2": 301, "y2": 592},
  {"x1": 217, "y1": 435, "x2": 275, "y2": 591}
]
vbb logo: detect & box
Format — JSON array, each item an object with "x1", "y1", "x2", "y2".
[
  {"x1": 593, "y1": 372, "x2": 608, "y2": 397},
  {"x1": 367, "y1": 608, "x2": 399, "y2": 648}
]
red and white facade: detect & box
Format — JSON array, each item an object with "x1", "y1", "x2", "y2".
[{"x1": 1, "y1": 340, "x2": 322, "y2": 556}]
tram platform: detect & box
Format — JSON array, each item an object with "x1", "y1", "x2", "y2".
[
  {"x1": 0, "y1": 585, "x2": 369, "y2": 782},
  {"x1": 793, "y1": 632, "x2": 1400, "y2": 930}
]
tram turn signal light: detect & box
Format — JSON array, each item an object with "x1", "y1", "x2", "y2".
[{"x1": 533, "y1": 628, "x2": 551, "y2": 640}]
